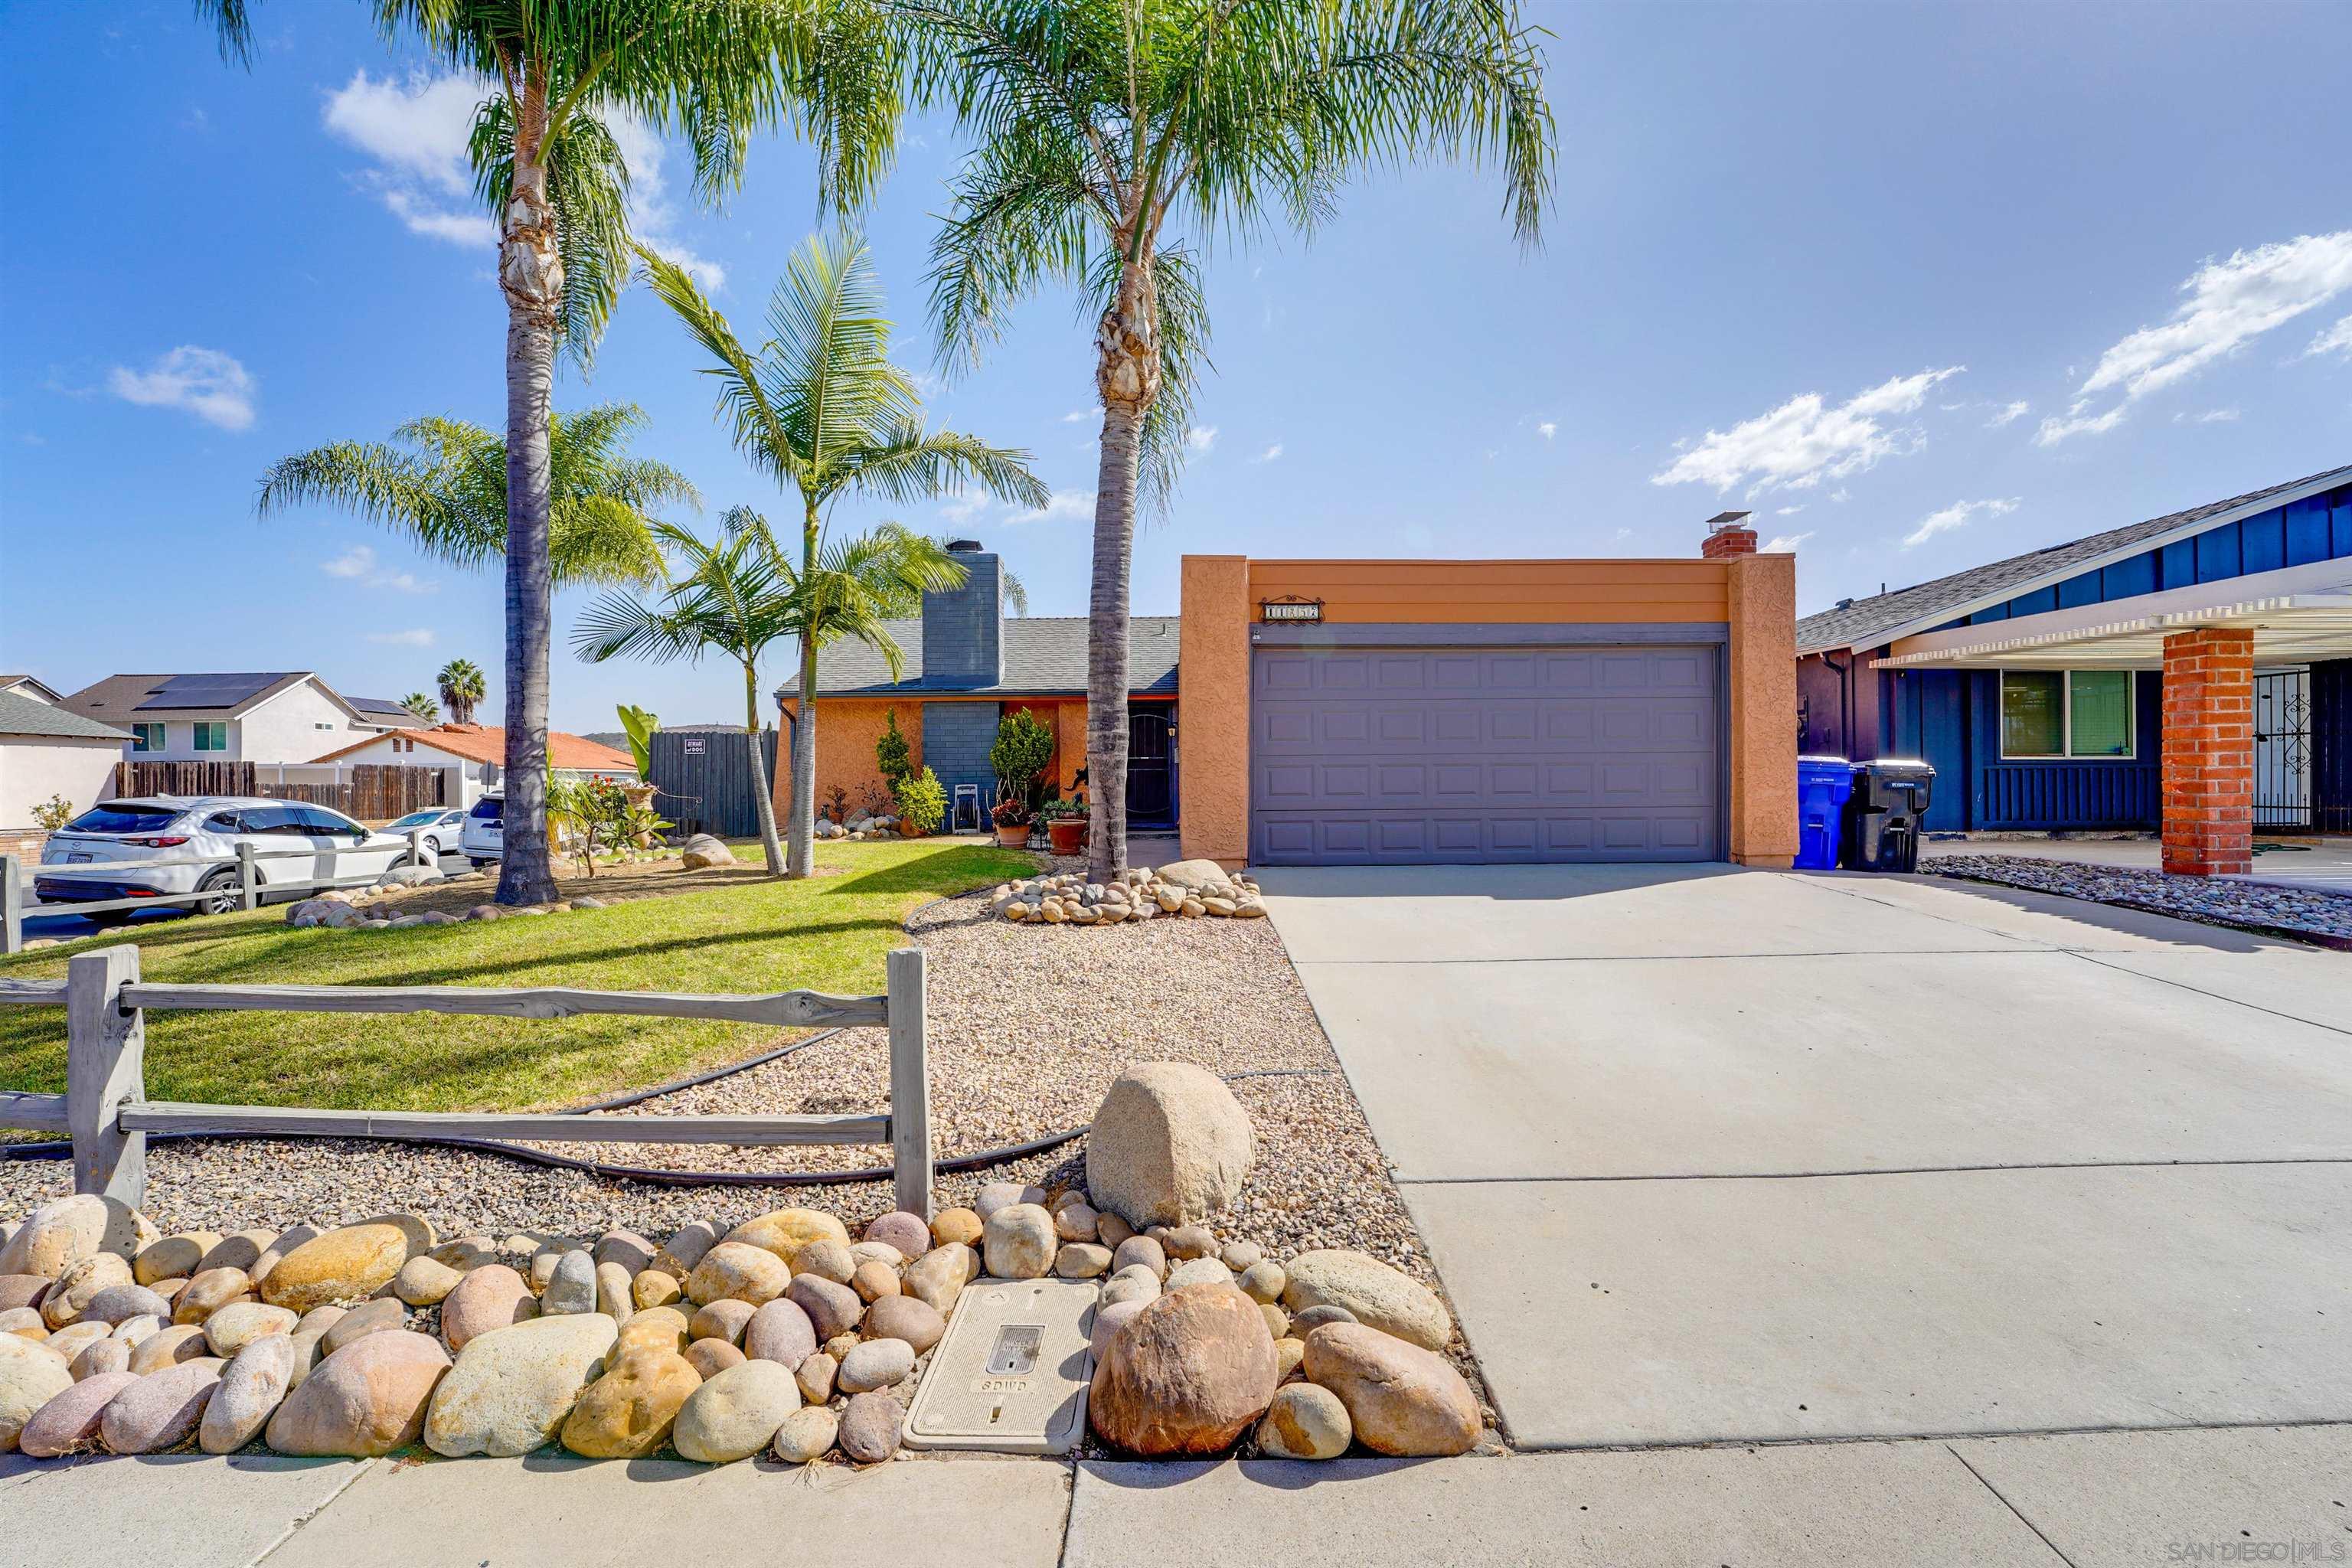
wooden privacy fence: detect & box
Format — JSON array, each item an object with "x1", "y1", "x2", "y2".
[
  {"x1": 111, "y1": 761, "x2": 448, "y2": 818},
  {"x1": 1, "y1": 831, "x2": 440, "y2": 954},
  {"x1": 0, "y1": 945, "x2": 933, "y2": 1217}
]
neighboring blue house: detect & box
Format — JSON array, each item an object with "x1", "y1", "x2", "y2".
[{"x1": 1796, "y1": 465, "x2": 2352, "y2": 838}]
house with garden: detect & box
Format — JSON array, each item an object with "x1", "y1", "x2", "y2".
[
  {"x1": 1796, "y1": 464, "x2": 2352, "y2": 872},
  {"x1": 56, "y1": 672, "x2": 426, "y2": 767}
]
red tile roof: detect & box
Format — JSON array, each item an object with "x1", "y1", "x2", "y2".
[{"x1": 312, "y1": 724, "x2": 638, "y2": 773}]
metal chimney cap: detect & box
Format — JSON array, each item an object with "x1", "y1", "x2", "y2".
[
  {"x1": 1704, "y1": 511, "x2": 1753, "y2": 531},
  {"x1": 945, "y1": 538, "x2": 985, "y2": 553}
]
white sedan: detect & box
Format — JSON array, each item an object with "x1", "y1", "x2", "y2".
[
  {"x1": 384, "y1": 806, "x2": 469, "y2": 858},
  {"x1": 35, "y1": 796, "x2": 423, "y2": 922}
]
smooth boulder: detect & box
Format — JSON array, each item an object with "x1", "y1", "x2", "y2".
[
  {"x1": 982, "y1": 1204, "x2": 1057, "y2": 1280},
  {"x1": 1256, "y1": 1381, "x2": 1351, "y2": 1459},
  {"x1": 0, "y1": 1194, "x2": 147, "y2": 1280},
  {"x1": 1281, "y1": 1251, "x2": 1452, "y2": 1351},
  {"x1": 260, "y1": 1222, "x2": 421, "y2": 1313},
  {"x1": 685, "y1": 1242, "x2": 790, "y2": 1307},
  {"x1": 771, "y1": 1405, "x2": 837, "y2": 1463},
  {"x1": 0, "y1": 1336, "x2": 74, "y2": 1452},
  {"x1": 266, "y1": 1331, "x2": 449, "y2": 1457},
  {"x1": 835, "y1": 1337, "x2": 913, "y2": 1393},
  {"x1": 100, "y1": 1357, "x2": 225, "y2": 1454},
  {"x1": 1086, "y1": 1063, "x2": 1255, "y2": 1229},
  {"x1": 425, "y1": 1312, "x2": 618, "y2": 1458},
  {"x1": 743, "y1": 1298, "x2": 818, "y2": 1367},
  {"x1": 201, "y1": 1332, "x2": 297, "y2": 1453},
  {"x1": 560, "y1": 1346, "x2": 701, "y2": 1459},
  {"x1": 1301, "y1": 1323, "x2": 1479, "y2": 1457},
  {"x1": 18, "y1": 1369, "x2": 138, "y2": 1458},
  {"x1": 836, "y1": 1390, "x2": 903, "y2": 1463},
  {"x1": 671, "y1": 1359, "x2": 799, "y2": 1463},
  {"x1": 862, "y1": 1294, "x2": 944, "y2": 1354},
  {"x1": 440, "y1": 1263, "x2": 537, "y2": 1351},
  {"x1": 786, "y1": 1275, "x2": 862, "y2": 1343},
  {"x1": 902, "y1": 1243, "x2": 975, "y2": 1315},
  {"x1": 1089, "y1": 1284, "x2": 1278, "y2": 1455}
]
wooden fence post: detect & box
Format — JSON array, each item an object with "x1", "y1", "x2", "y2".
[
  {"x1": 236, "y1": 842, "x2": 259, "y2": 911},
  {"x1": 66, "y1": 945, "x2": 145, "y2": 1207},
  {"x1": 887, "y1": 945, "x2": 932, "y2": 1219},
  {"x1": 2, "y1": 856, "x2": 21, "y2": 956}
]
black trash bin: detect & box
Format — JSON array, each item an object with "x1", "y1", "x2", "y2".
[{"x1": 1842, "y1": 759, "x2": 1936, "y2": 872}]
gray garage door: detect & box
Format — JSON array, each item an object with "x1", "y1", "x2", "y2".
[{"x1": 1250, "y1": 644, "x2": 1721, "y2": 865}]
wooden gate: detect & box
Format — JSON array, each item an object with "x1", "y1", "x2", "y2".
[{"x1": 649, "y1": 729, "x2": 779, "y2": 838}]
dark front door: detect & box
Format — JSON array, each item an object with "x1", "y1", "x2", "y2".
[{"x1": 1127, "y1": 707, "x2": 1175, "y2": 825}]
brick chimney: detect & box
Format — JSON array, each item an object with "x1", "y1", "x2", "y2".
[{"x1": 1701, "y1": 511, "x2": 1758, "y2": 560}]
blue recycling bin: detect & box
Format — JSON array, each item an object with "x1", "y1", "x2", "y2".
[{"x1": 1795, "y1": 756, "x2": 1854, "y2": 870}]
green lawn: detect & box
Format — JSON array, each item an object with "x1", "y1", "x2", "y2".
[{"x1": 0, "y1": 838, "x2": 1031, "y2": 1118}]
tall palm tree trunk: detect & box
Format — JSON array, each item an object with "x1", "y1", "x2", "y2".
[
  {"x1": 786, "y1": 500, "x2": 822, "y2": 879},
  {"x1": 496, "y1": 67, "x2": 562, "y2": 906},
  {"x1": 743, "y1": 661, "x2": 786, "y2": 874},
  {"x1": 1086, "y1": 260, "x2": 1158, "y2": 879}
]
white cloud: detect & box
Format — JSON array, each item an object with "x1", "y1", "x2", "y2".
[
  {"x1": 2172, "y1": 407, "x2": 2241, "y2": 424},
  {"x1": 1060, "y1": 408, "x2": 1093, "y2": 423},
  {"x1": 1775, "y1": 505, "x2": 1805, "y2": 516},
  {"x1": 1651, "y1": 367, "x2": 1963, "y2": 496},
  {"x1": 2033, "y1": 400, "x2": 2128, "y2": 446},
  {"x1": 322, "y1": 543, "x2": 434, "y2": 592},
  {"x1": 2304, "y1": 315, "x2": 2352, "y2": 361},
  {"x1": 108, "y1": 345, "x2": 256, "y2": 430},
  {"x1": 1903, "y1": 497, "x2": 2019, "y2": 550},
  {"x1": 1987, "y1": 400, "x2": 2031, "y2": 428},
  {"x1": 365, "y1": 628, "x2": 436, "y2": 648},
  {"x1": 1829, "y1": 488, "x2": 1851, "y2": 504},
  {"x1": 1256, "y1": 443, "x2": 1284, "y2": 463},
  {"x1": 1536, "y1": 421, "x2": 1557, "y2": 440},
  {"x1": 1612, "y1": 527, "x2": 1633, "y2": 541},
  {"x1": 1762, "y1": 531, "x2": 1815, "y2": 554},
  {"x1": 1006, "y1": 488, "x2": 1095, "y2": 525},
  {"x1": 2040, "y1": 230, "x2": 2352, "y2": 443},
  {"x1": 323, "y1": 70, "x2": 723, "y2": 285},
  {"x1": 937, "y1": 490, "x2": 990, "y2": 524},
  {"x1": 1185, "y1": 425, "x2": 1217, "y2": 454}
]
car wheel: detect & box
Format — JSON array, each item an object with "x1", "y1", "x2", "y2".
[
  {"x1": 194, "y1": 867, "x2": 243, "y2": 916},
  {"x1": 420, "y1": 835, "x2": 440, "y2": 859}
]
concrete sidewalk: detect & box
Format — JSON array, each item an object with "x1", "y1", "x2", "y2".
[{"x1": 10, "y1": 1423, "x2": 2347, "y2": 1566}]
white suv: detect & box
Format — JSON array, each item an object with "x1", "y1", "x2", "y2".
[
  {"x1": 37, "y1": 797, "x2": 420, "y2": 921},
  {"x1": 459, "y1": 794, "x2": 504, "y2": 867}
]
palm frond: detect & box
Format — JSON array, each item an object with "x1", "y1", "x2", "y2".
[{"x1": 636, "y1": 245, "x2": 806, "y2": 494}]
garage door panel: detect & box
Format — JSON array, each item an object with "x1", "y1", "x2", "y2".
[{"x1": 1253, "y1": 643, "x2": 1720, "y2": 865}]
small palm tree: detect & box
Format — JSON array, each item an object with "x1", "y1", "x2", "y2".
[
  {"x1": 400, "y1": 692, "x2": 441, "y2": 723},
  {"x1": 638, "y1": 234, "x2": 1049, "y2": 877},
  {"x1": 258, "y1": 406, "x2": 694, "y2": 592},
  {"x1": 200, "y1": 0, "x2": 902, "y2": 907},
  {"x1": 437, "y1": 659, "x2": 488, "y2": 727},
  {"x1": 573, "y1": 511, "x2": 966, "y2": 874},
  {"x1": 906, "y1": 0, "x2": 1554, "y2": 875}
]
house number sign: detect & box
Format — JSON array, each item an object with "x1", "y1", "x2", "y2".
[{"x1": 1259, "y1": 596, "x2": 1324, "y2": 622}]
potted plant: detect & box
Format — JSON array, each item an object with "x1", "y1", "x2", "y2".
[
  {"x1": 1038, "y1": 796, "x2": 1086, "y2": 857},
  {"x1": 991, "y1": 794, "x2": 1034, "y2": 848},
  {"x1": 894, "y1": 766, "x2": 946, "y2": 838}
]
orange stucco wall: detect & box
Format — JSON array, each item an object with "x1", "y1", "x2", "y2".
[
  {"x1": 1184, "y1": 551, "x2": 1798, "y2": 869},
  {"x1": 773, "y1": 694, "x2": 1129, "y2": 821},
  {"x1": 1179, "y1": 556, "x2": 1253, "y2": 865},
  {"x1": 1726, "y1": 552, "x2": 1798, "y2": 867}
]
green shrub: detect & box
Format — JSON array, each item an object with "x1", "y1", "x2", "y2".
[
  {"x1": 875, "y1": 707, "x2": 913, "y2": 789},
  {"x1": 988, "y1": 710, "x2": 1054, "y2": 808},
  {"x1": 30, "y1": 795, "x2": 74, "y2": 832},
  {"x1": 893, "y1": 766, "x2": 946, "y2": 835}
]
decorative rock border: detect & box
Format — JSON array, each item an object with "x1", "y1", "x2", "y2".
[
  {"x1": 283, "y1": 851, "x2": 701, "y2": 930},
  {"x1": 814, "y1": 813, "x2": 901, "y2": 841},
  {"x1": 995, "y1": 860, "x2": 1266, "y2": 925},
  {"x1": 1, "y1": 1185, "x2": 1481, "y2": 1466},
  {"x1": 1926, "y1": 853, "x2": 2352, "y2": 946}
]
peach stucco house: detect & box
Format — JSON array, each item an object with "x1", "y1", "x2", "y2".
[{"x1": 776, "y1": 524, "x2": 1796, "y2": 870}]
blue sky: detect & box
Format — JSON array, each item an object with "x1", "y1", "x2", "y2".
[{"x1": 4, "y1": 2, "x2": 2348, "y2": 731}]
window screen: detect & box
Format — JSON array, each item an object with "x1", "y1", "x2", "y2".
[{"x1": 2066, "y1": 671, "x2": 2132, "y2": 757}]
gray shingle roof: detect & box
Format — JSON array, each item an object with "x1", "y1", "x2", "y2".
[
  {"x1": 61, "y1": 671, "x2": 315, "y2": 720},
  {"x1": 776, "y1": 616, "x2": 1181, "y2": 699},
  {"x1": 0, "y1": 688, "x2": 132, "y2": 741},
  {"x1": 1795, "y1": 464, "x2": 2352, "y2": 655}
]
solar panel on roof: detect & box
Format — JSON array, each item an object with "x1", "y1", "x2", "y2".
[
  {"x1": 349, "y1": 696, "x2": 410, "y2": 715},
  {"x1": 133, "y1": 672, "x2": 288, "y2": 710}
]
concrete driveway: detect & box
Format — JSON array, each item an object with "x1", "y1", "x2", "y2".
[{"x1": 1256, "y1": 864, "x2": 2352, "y2": 1450}]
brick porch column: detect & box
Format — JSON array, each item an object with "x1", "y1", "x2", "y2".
[{"x1": 2160, "y1": 627, "x2": 2254, "y2": 876}]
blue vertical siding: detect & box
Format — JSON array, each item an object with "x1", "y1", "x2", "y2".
[{"x1": 1883, "y1": 665, "x2": 2161, "y2": 831}]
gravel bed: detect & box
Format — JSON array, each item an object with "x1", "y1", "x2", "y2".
[
  {"x1": 0, "y1": 882, "x2": 1437, "y2": 1289},
  {"x1": 1926, "y1": 853, "x2": 2352, "y2": 944}
]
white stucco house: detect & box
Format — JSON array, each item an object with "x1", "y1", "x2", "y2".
[
  {"x1": 310, "y1": 723, "x2": 638, "y2": 807},
  {"x1": 0, "y1": 688, "x2": 132, "y2": 832},
  {"x1": 56, "y1": 672, "x2": 424, "y2": 767}
]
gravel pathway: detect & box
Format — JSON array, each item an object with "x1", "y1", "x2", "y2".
[
  {"x1": 0, "y1": 883, "x2": 1438, "y2": 1292},
  {"x1": 1926, "y1": 853, "x2": 2352, "y2": 945}
]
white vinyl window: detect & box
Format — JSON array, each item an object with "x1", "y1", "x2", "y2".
[
  {"x1": 1999, "y1": 671, "x2": 2135, "y2": 760},
  {"x1": 192, "y1": 721, "x2": 229, "y2": 753},
  {"x1": 130, "y1": 723, "x2": 166, "y2": 753}
]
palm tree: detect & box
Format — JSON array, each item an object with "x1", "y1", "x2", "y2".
[
  {"x1": 400, "y1": 692, "x2": 442, "y2": 723},
  {"x1": 438, "y1": 659, "x2": 488, "y2": 727},
  {"x1": 573, "y1": 510, "x2": 967, "y2": 874},
  {"x1": 258, "y1": 405, "x2": 694, "y2": 592},
  {"x1": 201, "y1": 1, "x2": 903, "y2": 906},
  {"x1": 903, "y1": 0, "x2": 1554, "y2": 875},
  {"x1": 637, "y1": 235, "x2": 1048, "y2": 878}
]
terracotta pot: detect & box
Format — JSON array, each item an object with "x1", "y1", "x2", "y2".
[
  {"x1": 1047, "y1": 817, "x2": 1086, "y2": 857},
  {"x1": 995, "y1": 822, "x2": 1031, "y2": 848}
]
